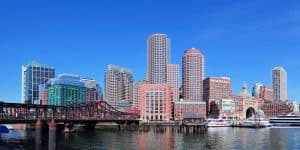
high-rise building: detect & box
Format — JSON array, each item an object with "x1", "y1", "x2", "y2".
[
  {"x1": 139, "y1": 84, "x2": 172, "y2": 121},
  {"x1": 105, "y1": 65, "x2": 133, "y2": 108},
  {"x1": 45, "y1": 74, "x2": 97, "y2": 106},
  {"x1": 147, "y1": 33, "x2": 170, "y2": 84},
  {"x1": 182, "y1": 48, "x2": 205, "y2": 101},
  {"x1": 133, "y1": 80, "x2": 147, "y2": 110},
  {"x1": 21, "y1": 61, "x2": 55, "y2": 104},
  {"x1": 203, "y1": 77, "x2": 232, "y2": 116},
  {"x1": 272, "y1": 67, "x2": 287, "y2": 103},
  {"x1": 167, "y1": 64, "x2": 180, "y2": 102}
]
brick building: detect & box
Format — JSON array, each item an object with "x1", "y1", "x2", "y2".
[{"x1": 139, "y1": 84, "x2": 172, "y2": 121}]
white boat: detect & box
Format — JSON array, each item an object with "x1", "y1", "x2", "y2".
[
  {"x1": 205, "y1": 118, "x2": 234, "y2": 127},
  {"x1": 269, "y1": 113, "x2": 300, "y2": 126},
  {"x1": 238, "y1": 118, "x2": 272, "y2": 128}
]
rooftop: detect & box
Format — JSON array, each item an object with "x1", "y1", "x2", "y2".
[
  {"x1": 24, "y1": 61, "x2": 55, "y2": 69},
  {"x1": 175, "y1": 101, "x2": 206, "y2": 105}
]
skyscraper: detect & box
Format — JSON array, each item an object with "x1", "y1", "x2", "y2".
[
  {"x1": 167, "y1": 64, "x2": 180, "y2": 102},
  {"x1": 147, "y1": 33, "x2": 170, "y2": 84},
  {"x1": 182, "y1": 48, "x2": 205, "y2": 101},
  {"x1": 21, "y1": 61, "x2": 55, "y2": 104},
  {"x1": 272, "y1": 67, "x2": 287, "y2": 103},
  {"x1": 105, "y1": 65, "x2": 133, "y2": 107}
]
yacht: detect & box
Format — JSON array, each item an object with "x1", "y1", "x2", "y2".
[
  {"x1": 205, "y1": 118, "x2": 234, "y2": 127},
  {"x1": 269, "y1": 113, "x2": 300, "y2": 126},
  {"x1": 238, "y1": 118, "x2": 272, "y2": 128}
]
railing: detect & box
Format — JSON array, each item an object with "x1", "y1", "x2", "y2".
[{"x1": 0, "y1": 101, "x2": 139, "y2": 123}]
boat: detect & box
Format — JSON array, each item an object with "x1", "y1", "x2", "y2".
[
  {"x1": 237, "y1": 118, "x2": 272, "y2": 128},
  {"x1": 205, "y1": 118, "x2": 234, "y2": 127},
  {"x1": 5, "y1": 125, "x2": 14, "y2": 130},
  {"x1": 0, "y1": 125, "x2": 9, "y2": 133},
  {"x1": 269, "y1": 113, "x2": 300, "y2": 126}
]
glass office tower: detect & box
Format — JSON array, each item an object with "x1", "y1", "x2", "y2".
[{"x1": 21, "y1": 61, "x2": 55, "y2": 104}]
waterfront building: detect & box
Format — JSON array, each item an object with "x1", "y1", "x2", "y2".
[
  {"x1": 293, "y1": 101, "x2": 299, "y2": 112},
  {"x1": 262, "y1": 101, "x2": 293, "y2": 118},
  {"x1": 174, "y1": 101, "x2": 206, "y2": 120},
  {"x1": 272, "y1": 67, "x2": 287, "y2": 103},
  {"x1": 252, "y1": 83, "x2": 263, "y2": 97},
  {"x1": 139, "y1": 84, "x2": 172, "y2": 121},
  {"x1": 147, "y1": 33, "x2": 170, "y2": 84},
  {"x1": 233, "y1": 84, "x2": 259, "y2": 120},
  {"x1": 81, "y1": 78, "x2": 97, "y2": 103},
  {"x1": 38, "y1": 84, "x2": 47, "y2": 105},
  {"x1": 252, "y1": 83, "x2": 274, "y2": 103},
  {"x1": 46, "y1": 74, "x2": 97, "y2": 106},
  {"x1": 21, "y1": 61, "x2": 55, "y2": 104},
  {"x1": 182, "y1": 48, "x2": 205, "y2": 101},
  {"x1": 203, "y1": 77, "x2": 232, "y2": 117},
  {"x1": 46, "y1": 74, "x2": 86, "y2": 106},
  {"x1": 219, "y1": 99, "x2": 236, "y2": 119},
  {"x1": 167, "y1": 64, "x2": 180, "y2": 102},
  {"x1": 259, "y1": 86, "x2": 274, "y2": 102},
  {"x1": 105, "y1": 65, "x2": 133, "y2": 108},
  {"x1": 41, "y1": 88, "x2": 47, "y2": 105},
  {"x1": 133, "y1": 80, "x2": 147, "y2": 110}
]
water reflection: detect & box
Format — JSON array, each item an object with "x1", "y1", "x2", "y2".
[{"x1": 1, "y1": 127, "x2": 300, "y2": 149}]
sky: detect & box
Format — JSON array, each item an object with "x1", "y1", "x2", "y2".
[{"x1": 0, "y1": 0, "x2": 299, "y2": 103}]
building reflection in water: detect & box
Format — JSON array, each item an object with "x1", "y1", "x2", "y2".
[{"x1": 137, "y1": 127, "x2": 175, "y2": 150}]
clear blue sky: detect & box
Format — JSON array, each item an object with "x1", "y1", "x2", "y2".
[{"x1": 0, "y1": 0, "x2": 299, "y2": 103}]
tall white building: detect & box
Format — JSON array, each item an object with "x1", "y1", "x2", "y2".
[
  {"x1": 21, "y1": 61, "x2": 55, "y2": 104},
  {"x1": 182, "y1": 48, "x2": 205, "y2": 101},
  {"x1": 105, "y1": 65, "x2": 133, "y2": 107},
  {"x1": 167, "y1": 64, "x2": 180, "y2": 102},
  {"x1": 272, "y1": 67, "x2": 287, "y2": 103},
  {"x1": 147, "y1": 33, "x2": 170, "y2": 84}
]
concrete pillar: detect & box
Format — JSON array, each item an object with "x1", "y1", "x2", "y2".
[
  {"x1": 35, "y1": 119, "x2": 42, "y2": 150},
  {"x1": 48, "y1": 119, "x2": 56, "y2": 150}
]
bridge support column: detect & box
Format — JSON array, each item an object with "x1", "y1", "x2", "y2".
[
  {"x1": 48, "y1": 119, "x2": 56, "y2": 150},
  {"x1": 35, "y1": 119, "x2": 42, "y2": 150},
  {"x1": 84, "y1": 122, "x2": 96, "y2": 130}
]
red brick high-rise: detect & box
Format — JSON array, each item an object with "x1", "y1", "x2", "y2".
[{"x1": 182, "y1": 48, "x2": 204, "y2": 101}]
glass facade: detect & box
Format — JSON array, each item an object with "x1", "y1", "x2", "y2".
[
  {"x1": 21, "y1": 61, "x2": 55, "y2": 104},
  {"x1": 45, "y1": 74, "x2": 97, "y2": 106},
  {"x1": 47, "y1": 84, "x2": 86, "y2": 106}
]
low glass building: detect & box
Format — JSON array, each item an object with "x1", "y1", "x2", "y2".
[{"x1": 45, "y1": 74, "x2": 96, "y2": 106}]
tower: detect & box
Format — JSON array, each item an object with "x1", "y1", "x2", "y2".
[{"x1": 182, "y1": 48, "x2": 205, "y2": 101}]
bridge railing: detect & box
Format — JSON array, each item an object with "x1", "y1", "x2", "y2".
[{"x1": 0, "y1": 101, "x2": 139, "y2": 122}]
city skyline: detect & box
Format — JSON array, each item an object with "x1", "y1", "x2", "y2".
[{"x1": 1, "y1": 1, "x2": 300, "y2": 102}]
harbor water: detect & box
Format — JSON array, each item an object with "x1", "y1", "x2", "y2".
[{"x1": 0, "y1": 127, "x2": 300, "y2": 149}]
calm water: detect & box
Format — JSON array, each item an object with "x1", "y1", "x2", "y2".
[{"x1": 1, "y1": 127, "x2": 300, "y2": 150}]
